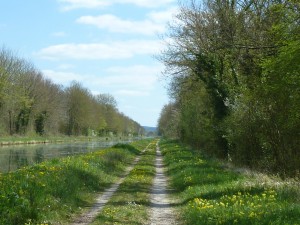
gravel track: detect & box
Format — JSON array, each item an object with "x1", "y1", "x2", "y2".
[
  {"x1": 148, "y1": 142, "x2": 177, "y2": 225},
  {"x1": 70, "y1": 141, "x2": 177, "y2": 225}
]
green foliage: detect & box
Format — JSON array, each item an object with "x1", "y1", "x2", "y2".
[
  {"x1": 161, "y1": 140, "x2": 300, "y2": 225},
  {"x1": 157, "y1": 102, "x2": 179, "y2": 138},
  {"x1": 0, "y1": 140, "x2": 150, "y2": 225},
  {"x1": 34, "y1": 111, "x2": 48, "y2": 135},
  {"x1": 158, "y1": 0, "x2": 300, "y2": 177},
  {"x1": 224, "y1": 39, "x2": 300, "y2": 176},
  {"x1": 0, "y1": 48, "x2": 144, "y2": 138}
]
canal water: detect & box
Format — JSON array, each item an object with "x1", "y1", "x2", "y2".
[{"x1": 0, "y1": 140, "x2": 132, "y2": 173}]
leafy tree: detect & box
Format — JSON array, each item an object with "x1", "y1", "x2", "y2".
[
  {"x1": 158, "y1": 102, "x2": 180, "y2": 139},
  {"x1": 158, "y1": 0, "x2": 300, "y2": 176},
  {"x1": 0, "y1": 47, "x2": 144, "y2": 139}
]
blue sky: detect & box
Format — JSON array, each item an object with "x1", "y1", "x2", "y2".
[{"x1": 0, "y1": 0, "x2": 179, "y2": 127}]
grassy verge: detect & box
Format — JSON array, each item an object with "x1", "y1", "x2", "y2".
[
  {"x1": 0, "y1": 139, "x2": 152, "y2": 225},
  {"x1": 160, "y1": 140, "x2": 300, "y2": 225},
  {"x1": 91, "y1": 140, "x2": 158, "y2": 225}
]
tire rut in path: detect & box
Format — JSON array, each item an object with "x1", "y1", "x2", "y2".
[
  {"x1": 70, "y1": 144, "x2": 150, "y2": 225},
  {"x1": 149, "y1": 142, "x2": 177, "y2": 225}
]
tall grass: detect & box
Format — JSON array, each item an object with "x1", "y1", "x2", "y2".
[
  {"x1": 0, "y1": 140, "x2": 152, "y2": 225},
  {"x1": 160, "y1": 140, "x2": 300, "y2": 225}
]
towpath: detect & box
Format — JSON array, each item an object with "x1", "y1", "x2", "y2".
[
  {"x1": 70, "y1": 144, "x2": 150, "y2": 225},
  {"x1": 148, "y1": 142, "x2": 177, "y2": 225}
]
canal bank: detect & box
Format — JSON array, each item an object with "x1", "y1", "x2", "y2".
[
  {"x1": 0, "y1": 136, "x2": 142, "y2": 173},
  {"x1": 0, "y1": 135, "x2": 140, "y2": 146},
  {"x1": 0, "y1": 140, "x2": 152, "y2": 225}
]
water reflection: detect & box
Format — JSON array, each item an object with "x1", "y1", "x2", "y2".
[{"x1": 0, "y1": 140, "x2": 130, "y2": 173}]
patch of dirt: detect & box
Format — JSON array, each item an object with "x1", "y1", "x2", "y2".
[{"x1": 148, "y1": 143, "x2": 177, "y2": 225}]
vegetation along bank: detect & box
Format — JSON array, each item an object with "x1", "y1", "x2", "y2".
[
  {"x1": 161, "y1": 140, "x2": 300, "y2": 225},
  {"x1": 0, "y1": 139, "x2": 152, "y2": 225}
]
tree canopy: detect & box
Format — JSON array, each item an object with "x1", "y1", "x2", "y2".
[
  {"x1": 0, "y1": 47, "x2": 144, "y2": 137},
  {"x1": 158, "y1": 0, "x2": 300, "y2": 177}
]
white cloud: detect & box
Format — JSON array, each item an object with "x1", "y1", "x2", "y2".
[
  {"x1": 106, "y1": 65, "x2": 163, "y2": 77},
  {"x1": 43, "y1": 70, "x2": 84, "y2": 84},
  {"x1": 77, "y1": 14, "x2": 165, "y2": 35},
  {"x1": 148, "y1": 6, "x2": 179, "y2": 23},
  {"x1": 76, "y1": 7, "x2": 178, "y2": 35},
  {"x1": 58, "y1": 0, "x2": 109, "y2": 11},
  {"x1": 58, "y1": 0, "x2": 175, "y2": 11},
  {"x1": 52, "y1": 31, "x2": 67, "y2": 37},
  {"x1": 93, "y1": 65, "x2": 162, "y2": 96},
  {"x1": 57, "y1": 64, "x2": 75, "y2": 70},
  {"x1": 42, "y1": 64, "x2": 162, "y2": 96},
  {"x1": 36, "y1": 40, "x2": 163, "y2": 60},
  {"x1": 93, "y1": 73, "x2": 156, "y2": 89},
  {"x1": 120, "y1": 0, "x2": 175, "y2": 8},
  {"x1": 92, "y1": 65, "x2": 160, "y2": 90}
]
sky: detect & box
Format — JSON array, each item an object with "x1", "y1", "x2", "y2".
[{"x1": 0, "y1": 0, "x2": 179, "y2": 127}]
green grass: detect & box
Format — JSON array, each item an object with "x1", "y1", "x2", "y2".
[
  {"x1": 91, "y1": 140, "x2": 158, "y2": 225},
  {"x1": 0, "y1": 139, "x2": 152, "y2": 225},
  {"x1": 160, "y1": 140, "x2": 300, "y2": 225}
]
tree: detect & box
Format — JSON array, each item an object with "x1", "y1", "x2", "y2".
[
  {"x1": 158, "y1": 103, "x2": 180, "y2": 139},
  {"x1": 65, "y1": 82, "x2": 93, "y2": 135},
  {"x1": 0, "y1": 47, "x2": 143, "y2": 139},
  {"x1": 158, "y1": 0, "x2": 300, "y2": 176}
]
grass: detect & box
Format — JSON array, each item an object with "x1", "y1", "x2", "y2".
[
  {"x1": 91, "y1": 139, "x2": 158, "y2": 225},
  {"x1": 0, "y1": 139, "x2": 152, "y2": 225},
  {"x1": 160, "y1": 140, "x2": 300, "y2": 225}
]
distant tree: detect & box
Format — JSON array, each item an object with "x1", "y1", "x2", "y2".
[
  {"x1": 96, "y1": 93, "x2": 117, "y2": 109},
  {"x1": 65, "y1": 82, "x2": 93, "y2": 135},
  {"x1": 158, "y1": 103, "x2": 180, "y2": 139},
  {"x1": 0, "y1": 47, "x2": 144, "y2": 139}
]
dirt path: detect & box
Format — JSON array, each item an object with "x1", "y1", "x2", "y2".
[
  {"x1": 149, "y1": 142, "x2": 177, "y2": 225},
  {"x1": 70, "y1": 144, "x2": 150, "y2": 225}
]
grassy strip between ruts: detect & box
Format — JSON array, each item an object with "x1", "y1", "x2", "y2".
[
  {"x1": 91, "y1": 139, "x2": 158, "y2": 225},
  {"x1": 160, "y1": 140, "x2": 300, "y2": 225},
  {"x1": 0, "y1": 139, "x2": 152, "y2": 225}
]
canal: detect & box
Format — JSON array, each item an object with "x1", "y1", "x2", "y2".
[{"x1": 0, "y1": 139, "x2": 133, "y2": 173}]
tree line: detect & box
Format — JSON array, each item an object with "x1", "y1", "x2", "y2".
[
  {"x1": 0, "y1": 48, "x2": 144, "y2": 137},
  {"x1": 158, "y1": 0, "x2": 299, "y2": 177}
]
